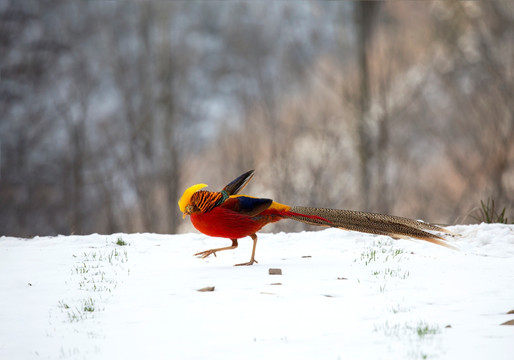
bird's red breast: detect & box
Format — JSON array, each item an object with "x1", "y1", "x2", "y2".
[
  {"x1": 190, "y1": 207, "x2": 264, "y2": 239},
  {"x1": 190, "y1": 200, "x2": 289, "y2": 239}
]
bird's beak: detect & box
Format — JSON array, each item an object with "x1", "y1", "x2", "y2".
[{"x1": 182, "y1": 205, "x2": 193, "y2": 219}]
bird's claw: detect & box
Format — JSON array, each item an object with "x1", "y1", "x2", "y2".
[
  {"x1": 234, "y1": 259, "x2": 258, "y2": 266},
  {"x1": 194, "y1": 250, "x2": 217, "y2": 259}
]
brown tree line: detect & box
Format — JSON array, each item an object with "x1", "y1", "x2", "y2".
[{"x1": 1, "y1": 1, "x2": 512, "y2": 236}]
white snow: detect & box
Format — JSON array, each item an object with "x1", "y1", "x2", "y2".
[{"x1": 1, "y1": 224, "x2": 514, "y2": 360}]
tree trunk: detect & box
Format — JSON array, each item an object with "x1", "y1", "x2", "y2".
[{"x1": 354, "y1": 2, "x2": 379, "y2": 211}]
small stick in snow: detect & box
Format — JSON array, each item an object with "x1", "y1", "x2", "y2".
[{"x1": 197, "y1": 286, "x2": 215, "y2": 292}]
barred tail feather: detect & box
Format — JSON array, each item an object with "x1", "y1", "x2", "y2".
[{"x1": 286, "y1": 206, "x2": 455, "y2": 249}]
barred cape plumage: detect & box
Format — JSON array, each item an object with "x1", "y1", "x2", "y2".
[
  {"x1": 179, "y1": 170, "x2": 455, "y2": 266},
  {"x1": 189, "y1": 191, "x2": 226, "y2": 213}
]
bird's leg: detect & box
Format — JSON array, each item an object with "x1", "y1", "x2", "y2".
[
  {"x1": 235, "y1": 234, "x2": 258, "y2": 266},
  {"x1": 194, "y1": 239, "x2": 238, "y2": 259}
]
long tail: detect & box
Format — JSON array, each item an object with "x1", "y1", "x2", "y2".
[{"x1": 285, "y1": 206, "x2": 455, "y2": 249}]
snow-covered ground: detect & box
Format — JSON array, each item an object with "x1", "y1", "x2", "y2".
[{"x1": 1, "y1": 223, "x2": 513, "y2": 360}]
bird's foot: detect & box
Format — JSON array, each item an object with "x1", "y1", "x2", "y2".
[
  {"x1": 234, "y1": 259, "x2": 258, "y2": 266},
  {"x1": 194, "y1": 249, "x2": 218, "y2": 259}
]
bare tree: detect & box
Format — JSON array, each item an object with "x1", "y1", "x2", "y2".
[
  {"x1": 353, "y1": 2, "x2": 380, "y2": 211},
  {"x1": 428, "y1": 1, "x2": 514, "y2": 220}
]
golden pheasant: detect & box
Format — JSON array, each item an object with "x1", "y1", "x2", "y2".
[{"x1": 179, "y1": 170, "x2": 453, "y2": 266}]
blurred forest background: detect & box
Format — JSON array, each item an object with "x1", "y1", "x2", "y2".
[{"x1": 1, "y1": 1, "x2": 513, "y2": 237}]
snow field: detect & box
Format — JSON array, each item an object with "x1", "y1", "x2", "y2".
[{"x1": 1, "y1": 223, "x2": 513, "y2": 359}]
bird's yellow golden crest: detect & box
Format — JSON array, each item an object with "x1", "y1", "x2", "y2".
[{"x1": 178, "y1": 184, "x2": 208, "y2": 216}]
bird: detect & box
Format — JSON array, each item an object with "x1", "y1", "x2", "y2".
[{"x1": 178, "y1": 170, "x2": 453, "y2": 266}]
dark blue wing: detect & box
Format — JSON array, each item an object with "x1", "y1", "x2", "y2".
[{"x1": 224, "y1": 196, "x2": 272, "y2": 217}]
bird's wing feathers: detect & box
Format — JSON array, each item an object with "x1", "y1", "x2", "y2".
[
  {"x1": 222, "y1": 170, "x2": 255, "y2": 196},
  {"x1": 223, "y1": 196, "x2": 273, "y2": 217}
]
